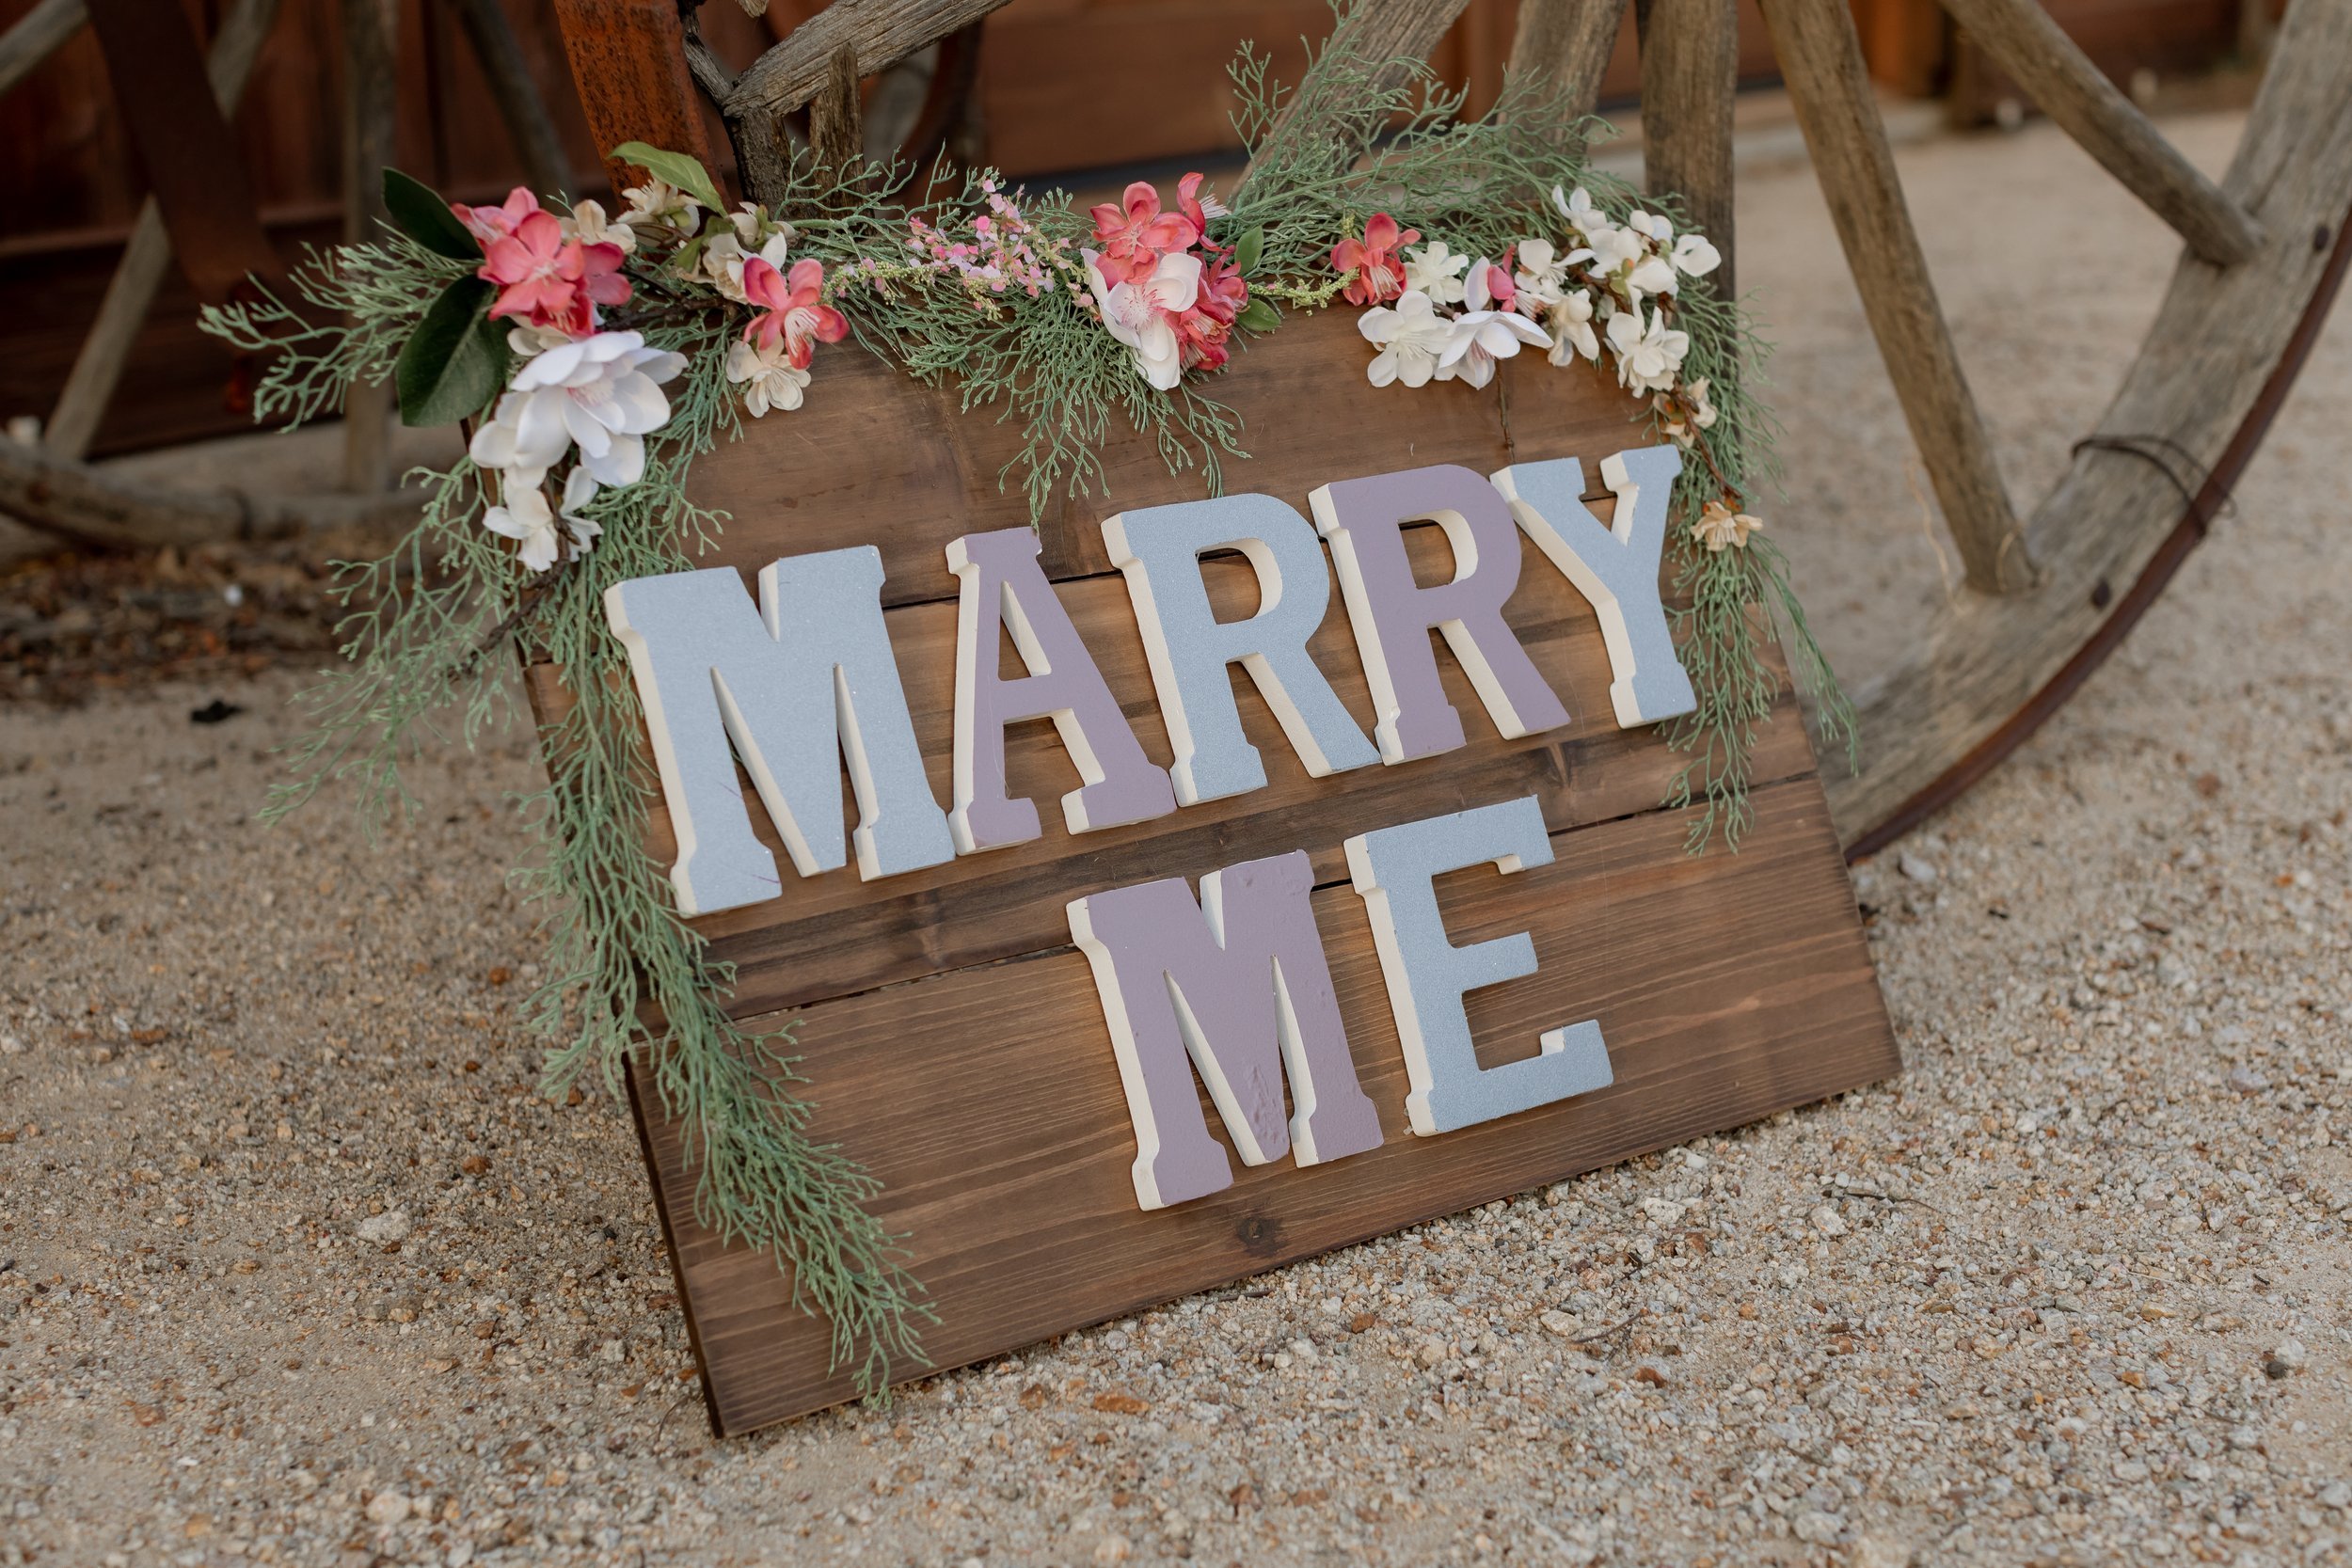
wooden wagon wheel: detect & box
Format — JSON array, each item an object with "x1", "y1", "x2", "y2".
[{"x1": 550, "y1": 0, "x2": 2352, "y2": 860}]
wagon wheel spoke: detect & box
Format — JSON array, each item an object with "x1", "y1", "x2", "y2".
[
  {"x1": 1759, "y1": 0, "x2": 2033, "y2": 595},
  {"x1": 0, "y1": 0, "x2": 83, "y2": 101},
  {"x1": 1932, "y1": 0, "x2": 2262, "y2": 265},
  {"x1": 1634, "y1": 0, "x2": 1740, "y2": 300}
]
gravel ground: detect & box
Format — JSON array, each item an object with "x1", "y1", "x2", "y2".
[{"x1": 5, "y1": 109, "x2": 2350, "y2": 1568}]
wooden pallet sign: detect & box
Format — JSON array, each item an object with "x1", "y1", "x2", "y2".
[{"x1": 532, "y1": 313, "x2": 1899, "y2": 1434}]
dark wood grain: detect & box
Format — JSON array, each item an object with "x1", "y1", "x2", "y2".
[{"x1": 633, "y1": 772, "x2": 1897, "y2": 1433}]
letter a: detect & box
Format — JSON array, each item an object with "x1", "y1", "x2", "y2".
[{"x1": 1069, "y1": 850, "x2": 1384, "y2": 1210}]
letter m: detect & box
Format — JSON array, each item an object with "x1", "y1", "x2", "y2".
[{"x1": 1067, "y1": 851, "x2": 1384, "y2": 1210}]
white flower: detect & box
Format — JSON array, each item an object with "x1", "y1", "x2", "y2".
[
  {"x1": 1358, "y1": 290, "x2": 1455, "y2": 388},
  {"x1": 1672, "y1": 231, "x2": 1723, "y2": 278},
  {"x1": 1438, "y1": 309, "x2": 1550, "y2": 389},
  {"x1": 468, "y1": 330, "x2": 687, "y2": 488},
  {"x1": 695, "y1": 228, "x2": 792, "y2": 304},
  {"x1": 726, "y1": 338, "x2": 812, "y2": 417},
  {"x1": 1545, "y1": 287, "x2": 1600, "y2": 366},
  {"x1": 1627, "y1": 210, "x2": 1674, "y2": 245},
  {"x1": 1086, "y1": 248, "x2": 1200, "y2": 390},
  {"x1": 504, "y1": 323, "x2": 577, "y2": 357},
  {"x1": 621, "y1": 178, "x2": 700, "y2": 237},
  {"x1": 1603, "y1": 305, "x2": 1690, "y2": 394},
  {"x1": 1584, "y1": 223, "x2": 1644, "y2": 277},
  {"x1": 1692, "y1": 499, "x2": 1762, "y2": 552},
  {"x1": 484, "y1": 467, "x2": 601, "y2": 574},
  {"x1": 1403, "y1": 241, "x2": 1470, "y2": 307},
  {"x1": 1551, "y1": 185, "x2": 1617, "y2": 239},
  {"x1": 1513, "y1": 238, "x2": 1576, "y2": 309},
  {"x1": 1626, "y1": 252, "x2": 1679, "y2": 300},
  {"x1": 561, "y1": 198, "x2": 635, "y2": 255},
  {"x1": 728, "y1": 201, "x2": 796, "y2": 252},
  {"x1": 1684, "y1": 376, "x2": 1719, "y2": 430}
]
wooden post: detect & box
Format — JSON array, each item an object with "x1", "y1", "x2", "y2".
[
  {"x1": 0, "y1": 0, "x2": 85, "y2": 100},
  {"x1": 46, "y1": 0, "x2": 283, "y2": 462},
  {"x1": 340, "y1": 0, "x2": 399, "y2": 493},
  {"x1": 1508, "y1": 0, "x2": 1631, "y2": 138},
  {"x1": 1758, "y1": 0, "x2": 2032, "y2": 594},
  {"x1": 1635, "y1": 0, "x2": 1738, "y2": 301},
  {"x1": 548, "y1": 0, "x2": 718, "y2": 200}
]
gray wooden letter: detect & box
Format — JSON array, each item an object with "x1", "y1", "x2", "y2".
[
  {"x1": 1492, "y1": 447, "x2": 1696, "y2": 728},
  {"x1": 604, "y1": 549, "x2": 955, "y2": 917},
  {"x1": 1103, "y1": 493, "x2": 1379, "y2": 804},
  {"x1": 1345, "y1": 796, "x2": 1613, "y2": 1135},
  {"x1": 1069, "y1": 849, "x2": 1385, "y2": 1211},
  {"x1": 1308, "y1": 465, "x2": 1572, "y2": 763}
]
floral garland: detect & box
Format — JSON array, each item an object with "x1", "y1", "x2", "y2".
[{"x1": 197, "y1": 32, "x2": 1853, "y2": 1395}]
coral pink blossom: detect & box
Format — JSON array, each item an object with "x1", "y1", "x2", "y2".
[
  {"x1": 1330, "y1": 214, "x2": 1420, "y2": 307},
  {"x1": 479, "y1": 211, "x2": 629, "y2": 338},
  {"x1": 741, "y1": 256, "x2": 849, "y2": 370},
  {"x1": 1089, "y1": 180, "x2": 1200, "y2": 286},
  {"x1": 1171, "y1": 249, "x2": 1248, "y2": 372},
  {"x1": 451, "y1": 186, "x2": 542, "y2": 249},
  {"x1": 1173, "y1": 172, "x2": 1220, "y2": 235}
]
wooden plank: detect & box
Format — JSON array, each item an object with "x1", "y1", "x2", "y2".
[
  {"x1": 339, "y1": 0, "x2": 399, "y2": 494},
  {"x1": 1758, "y1": 0, "x2": 2032, "y2": 595},
  {"x1": 631, "y1": 771, "x2": 1895, "y2": 1433},
  {"x1": 1635, "y1": 0, "x2": 1738, "y2": 300},
  {"x1": 548, "y1": 0, "x2": 717, "y2": 200},
  {"x1": 725, "y1": 0, "x2": 1015, "y2": 124},
  {"x1": 683, "y1": 308, "x2": 1650, "y2": 608},
  {"x1": 1932, "y1": 0, "x2": 2260, "y2": 265},
  {"x1": 529, "y1": 521, "x2": 1820, "y2": 1017}
]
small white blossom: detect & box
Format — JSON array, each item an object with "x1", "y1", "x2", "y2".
[
  {"x1": 469, "y1": 330, "x2": 687, "y2": 488},
  {"x1": 1584, "y1": 223, "x2": 1644, "y2": 277},
  {"x1": 483, "y1": 467, "x2": 600, "y2": 573},
  {"x1": 1551, "y1": 185, "x2": 1612, "y2": 238},
  {"x1": 1545, "y1": 288, "x2": 1600, "y2": 366},
  {"x1": 1438, "y1": 309, "x2": 1550, "y2": 389},
  {"x1": 696, "y1": 229, "x2": 792, "y2": 304},
  {"x1": 1358, "y1": 290, "x2": 1455, "y2": 388},
  {"x1": 561, "y1": 198, "x2": 635, "y2": 255},
  {"x1": 1513, "y1": 238, "x2": 1577, "y2": 309},
  {"x1": 1403, "y1": 241, "x2": 1470, "y2": 307},
  {"x1": 620, "y1": 177, "x2": 700, "y2": 237},
  {"x1": 1603, "y1": 304, "x2": 1689, "y2": 394},
  {"x1": 1627, "y1": 210, "x2": 1674, "y2": 245},
  {"x1": 1626, "y1": 252, "x2": 1679, "y2": 300},
  {"x1": 1672, "y1": 231, "x2": 1723, "y2": 278},
  {"x1": 726, "y1": 338, "x2": 812, "y2": 417}
]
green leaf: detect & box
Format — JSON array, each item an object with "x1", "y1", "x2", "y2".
[
  {"x1": 608, "y1": 142, "x2": 727, "y2": 217},
  {"x1": 382, "y1": 168, "x2": 481, "y2": 261},
  {"x1": 1232, "y1": 227, "x2": 1263, "y2": 277},
  {"x1": 1237, "y1": 297, "x2": 1281, "y2": 335},
  {"x1": 394, "y1": 277, "x2": 509, "y2": 428}
]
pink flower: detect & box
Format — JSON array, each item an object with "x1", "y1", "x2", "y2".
[
  {"x1": 1089, "y1": 180, "x2": 1200, "y2": 287},
  {"x1": 1173, "y1": 172, "x2": 1223, "y2": 235},
  {"x1": 1193, "y1": 248, "x2": 1248, "y2": 326},
  {"x1": 742, "y1": 256, "x2": 849, "y2": 370},
  {"x1": 1330, "y1": 214, "x2": 1420, "y2": 307},
  {"x1": 451, "y1": 186, "x2": 542, "y2": 249},
  {"x1": 479, "y1": 211, "x2": 629, "y2": 338},
  {"x1": 1466, "y1": 253, "x2": 1520, "y2": 315}
]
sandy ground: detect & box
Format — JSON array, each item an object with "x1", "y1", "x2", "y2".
[{"x1": 5, "y1": 109, "x2": 2351, "y2": 1568}]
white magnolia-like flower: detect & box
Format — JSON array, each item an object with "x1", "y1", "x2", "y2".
[
  {"x1": 620, "y1": 177, "x2": 701, "y2": 237},
  {"x1": 468, "y1": 330, "x2": 687, "y2": 488},
  {"x1": 1603, "y1": 305, "x2": 1690, "y2": 394},
  {"x1": 484, "y1": 467, "x2": 600, "y2": 574},
  {"x1": 562, "y1": 198, "x2": 635, "y2": 255},
  {"x1": 1545, "y1": 287, "x2": 1600, "y2": 366},
  {"x1": 1672, "y1": 231, "x2": 1723, "y2": 278},
  {"x1": 1438, "y1": 309, "x2": 1550, "y2": 389},
  {"x1": 726, "y1": 338, "x2": 812, "y2": 417},
  {"x1": 1358, "y1": 290, "x2": 1455, "y2": 388},
  {"x1": 1692, "y1": 499, "x2": 1762, "y2": 552},
  {"x1": 1086, "y1": 248, "x2": 1200, "y2": 390},
  {"x1": 1403, "y1": 241, "x2": 1470, "y2": 307}
]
